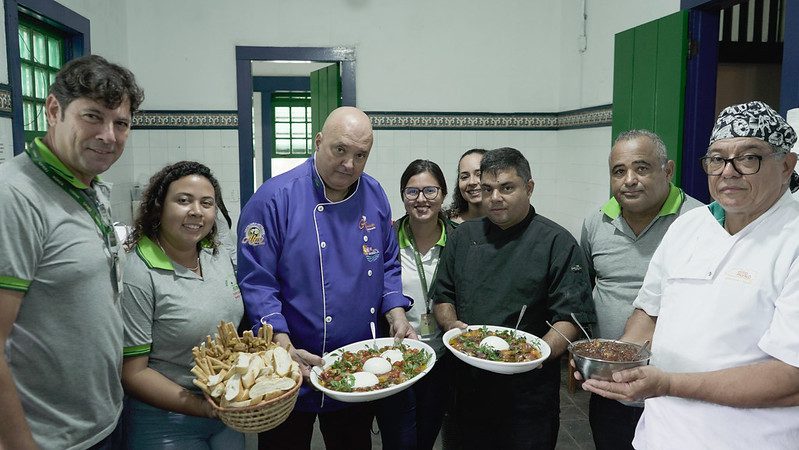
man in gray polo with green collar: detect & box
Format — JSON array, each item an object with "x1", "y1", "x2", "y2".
[
  {"x1": 579, "y1": 129, "x2": 702, "y2": 450},
  {"x1": 0, "y1": 55, "x2": 144, "y2": 450}
]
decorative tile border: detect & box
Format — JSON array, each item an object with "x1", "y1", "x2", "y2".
[
  {"x1": 1, "y1": 98, "x2": 611, "y2": 130},
  {"x1": 0, "y1": 84, "x2": 12, "y2": 116},
  {"x1": 132, "y1": 111, "x2": 238, "y2": 129},
  {"x1": 367, "y1": 105, "x2": 612, "y2": 130}
]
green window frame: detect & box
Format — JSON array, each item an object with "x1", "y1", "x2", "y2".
[
  {"x1": 18, "y1": 16, "x2": 65, "y2": 142},
  {"x1": 272, "y1": 92, "x2": 313, "y2": 158}
]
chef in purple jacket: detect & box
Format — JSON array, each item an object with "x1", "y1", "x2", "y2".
[{"x1": 238, "y1": 106, "x2": 415, "y2": 450}]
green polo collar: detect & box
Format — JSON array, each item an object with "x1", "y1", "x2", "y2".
[
  {"x1": 707, "y1": 202, "x2": 726, "y2": 225},
  {"x1": 397, "y1": 217, "x2": 447, "y2": 250},
  {"x1": 135, "y1": 236, "x2": 174, "y2": 271},
  {"x1": 601, "y1": 184, "x2": 685, "y2": 219},
  {"x1": 28, "y1": 137, "x2": 99, "y2": 189}
]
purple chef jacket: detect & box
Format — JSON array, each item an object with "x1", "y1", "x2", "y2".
[{"x1": 237, "y1": 156, "x2": 411, "y2": 412}]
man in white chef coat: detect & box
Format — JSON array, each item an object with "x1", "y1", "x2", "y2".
[{"x1": 582, "y1": 101, "x2": 799, "y2": 449}]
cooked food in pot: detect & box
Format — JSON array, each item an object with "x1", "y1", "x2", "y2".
[
  {"x1": 571, "y1": 340, "x2": 641, "y2": 362},
  {"x1": 449, "y1": 326, "x2": 542, "y2": 362}
]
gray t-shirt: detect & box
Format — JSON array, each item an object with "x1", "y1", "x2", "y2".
[
  {"x1": 580, "y1": 185, "x2": 703, "y2": 339},
  {"x1": 122, "y1": 236, "x2": 244, "y2": 390},
  {"x1": 0, "y1": 143, "x2": 123, "y2": 450}
]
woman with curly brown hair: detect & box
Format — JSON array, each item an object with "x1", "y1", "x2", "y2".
[{"x1": 119, "y1": 161, "x2": 244, "y2": 449}]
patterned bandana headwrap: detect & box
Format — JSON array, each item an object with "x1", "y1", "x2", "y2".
[{"x1": 709, "y1": 101, "x2": 797, "y2": 152}]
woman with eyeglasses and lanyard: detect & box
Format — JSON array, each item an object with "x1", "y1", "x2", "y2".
[{"x1": 376, "y1": 159, "x2": 453, "y2": 450}]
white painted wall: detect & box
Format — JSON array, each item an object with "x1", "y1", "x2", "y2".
[
  {"x1": 557, "y1": 0, "x2": 681, "y2": 111},
  {"x1": 0, "y1": 0, "x2": 682, "y2": 236},
  {"x1": 0, "y1": 0, "x2": 7, "y2": 85}
]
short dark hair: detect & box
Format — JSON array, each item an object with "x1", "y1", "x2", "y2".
[
  {"x1": 400, "y1": 159, "x2": 448, "y2": 197},
  {"x1": 481, "y1": 147, "x2": 531, "y2": 182},
  {"x1": 126, "y1": 161, "x2": 223, "y2": 254},
  {"x1": 448, "y1": 148, "x2": 486, "y2": 217},
  {"x1": 50, "y1": 54, "x2": 144, "y2": 116}
]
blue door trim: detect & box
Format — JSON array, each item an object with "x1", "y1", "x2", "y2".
[{"x1": 235, "y1": 46, "x2": 356, "y2": 208}]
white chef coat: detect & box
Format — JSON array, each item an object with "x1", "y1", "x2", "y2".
[{"x1": 631, "y1": 191, "x2": 799, "y2": 449}]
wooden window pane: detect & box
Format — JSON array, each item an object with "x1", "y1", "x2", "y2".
[
  {"x1": 275, "y1": 139, "x2": 291, "y2": 155},
  {"x1": 47, "y1": 38, "x2": 61, "y2": 68},
  {"x1": 291, "y1": 139, "x2": 306, "y2": 154},
  {"x1": 290, "y1": 106, "x2": 306, "y2": 122},
  {"x1": 33, "y1": 32, "x2": 46, "y2": 64},
  {"x1": 36, "y1": 103, "x2": 47, "y2": 131},
  {"x1": 291, "y1": 122, "x2": 306, "y2": 139},
  {"x1": 19, "y1": 27, "x2": 31, "y2": 60},
  {"x1": 23, "y1": 102, "x2": 35, "y2": 131},
  {"x1": 275, "y1": 107, "x2": 290, "y2": 122},
  {"x1": 21, "y1": 65, "x2": 33, "y2": 97},
  {"x1": 34, "y1": 68, "x2": 48, "y2": 99},
  {"x1": 275, "y1": 123, "x2": 290, "y2": 139}
]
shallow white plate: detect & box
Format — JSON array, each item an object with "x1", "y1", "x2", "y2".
[
  {"x1": 443, "y1": 325, "x2": 550, "y2": 374},
  {"x1": 309, "y1": 337, "x2": 436, "y2": 403}
]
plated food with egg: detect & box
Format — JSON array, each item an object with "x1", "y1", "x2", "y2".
[
  {"x1": 310, "y1": 337, "x2": 436, "y2": 402},
  {"x1": 443, "y1": 325, "x2": 551, "y2": 374}
]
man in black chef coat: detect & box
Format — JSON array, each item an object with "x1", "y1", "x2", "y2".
[{"x1": 433, "y1": 147, "x2": 596, "y2": 449}]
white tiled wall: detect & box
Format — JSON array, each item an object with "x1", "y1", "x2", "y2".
[
  {"x1": 370, "y1": 128, "x2": 612, "y2": 238},
  {"x1": 120, "y1": 126, "x2": 612, "y2": 240},
  {"x1": 121, "y1": 129, "x2": 241, "y2": 231}
]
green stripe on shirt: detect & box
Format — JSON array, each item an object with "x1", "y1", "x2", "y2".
[
  {"x1": 123, "y1": 343, "x2": 152, "y2": 357},
  {"x1": 0, "y1": 276, "x2": 31, "y2": 292}
]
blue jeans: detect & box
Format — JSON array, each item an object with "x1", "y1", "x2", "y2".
[{"x1": 123, "y1": 397, "x2": 244, "y2": 450}]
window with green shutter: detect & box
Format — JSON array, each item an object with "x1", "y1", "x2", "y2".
[
  {"x1": 272, "y1": 92, "x2": 313, "y2": 158},
  {"x1": 18, "y1": 16, "x2": 65, "y2": 142}
]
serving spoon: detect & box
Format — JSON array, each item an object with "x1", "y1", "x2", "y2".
[
  {"x1": 513, "y1": 305, "x2": 528, "y2": 334},
  {"x1": 571, "y1": 313, "x2": 593, "y2": 342},
  {"x1": 370, "y1": 321, "x2": 378, "y2": 350},
  {"x1": 632, "y1": 339, "x2": 651, "y2": 360},
  {"x1": 545, "y1": 320, "x2": 573, "y2": 346}
]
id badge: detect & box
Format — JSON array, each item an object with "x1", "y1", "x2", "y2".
[
  {"x1": 419, "y1": 313, "x2": 438, "y2": 339},
  {"x1": 113, "y1": 254, "x2": 123, "y2": 294}
]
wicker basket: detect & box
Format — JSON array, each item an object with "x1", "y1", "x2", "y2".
[{"x1": 206, "y1": 374, "x2": 301, "y2": 433}]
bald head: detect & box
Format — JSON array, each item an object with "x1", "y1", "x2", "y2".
[{"x1": 314, "y1": 107, "x2": 374, "y2": 201}]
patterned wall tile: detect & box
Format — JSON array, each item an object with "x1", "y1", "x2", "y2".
[
  {"x1": 0, "y1": 84, "x2": 12, "y2": 116},
  {"x1": 132, "y1": 111, "x2": 238, "y2": 129}
]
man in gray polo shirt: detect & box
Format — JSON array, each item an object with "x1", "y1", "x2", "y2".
[
  {"x1": 0, "y1": 55, "x2": 143, "y2": 450},
  {"x1": 579, "y1": 129, "x2": 702, "y2": 450}
]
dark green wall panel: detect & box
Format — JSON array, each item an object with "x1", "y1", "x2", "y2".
[{"x1": 612, "y1": 10, "x2": 689, "y2": 186}]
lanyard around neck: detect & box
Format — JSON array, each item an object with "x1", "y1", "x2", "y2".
[
  {"x1": 26, "y1": 143, "x2": 117, "y2": 250},
  {"x1": 404, "y1": 219, "x2": 441, "y2": 313}
]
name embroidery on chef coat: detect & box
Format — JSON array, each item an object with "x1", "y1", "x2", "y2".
[
  {"x1": 359, "y1": 215, "x2": 376, "y2": 232},
  {"x1": 242, "y1": 223, "x2": 266, "y2": 246},
  {"x1": 724, "y1": 268, "x2": 756, "y2": 284}
]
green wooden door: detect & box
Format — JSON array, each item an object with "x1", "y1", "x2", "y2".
[
  {"x1": 310, "y1": 63, "x2": 342, "y2": 138},
  {"x1": 612, "y1": 11, "x2": 689, "y2": 186}
]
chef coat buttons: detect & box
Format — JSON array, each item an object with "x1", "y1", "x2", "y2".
[
  {"x1": 367, "y1": 269, "x2": 373, "y2": 276},
  {"x1": 363, "y1": 236, "x2": 368, "y2": 242},
  {"x1": 320, "y1": 242, "x2": 327, "y2": 249},
  {"x1": 317, "y1": 205, "x2": 324, "y2": 212},
  {"x1": 707, "y1": 271, "x2": 712, "y2": 277},
  {"x1": 370, "y1": 307, "x2": 375, "y2": 314},
  {"x1": 325, "y1": 315, "x2": 332, "y2": 323}
]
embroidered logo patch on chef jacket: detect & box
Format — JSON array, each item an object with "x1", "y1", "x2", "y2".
[
  {"x1": 362, "y1": 244, "x2": 380, "y2": 262},
  {"x1": 359, "y1": 215, "x2": 376, "y2": 232},
  {"x1": 241, "y1": 223, "x2": 266, "y2": 246}
]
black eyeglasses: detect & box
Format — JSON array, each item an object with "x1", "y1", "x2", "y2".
[
  {"x1": 699, "y1": 153, "x2": 784, "y2": 176},
  {"x1": 403, "y1": 186, "x2": 441, "y2": 200}
]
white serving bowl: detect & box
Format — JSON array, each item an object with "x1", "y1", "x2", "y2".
[
  {"x1": 443, "y1": 325, "x2": 551, "y2": 375},
  {"x1": 309, "y1": 337, "x2": 436, "y2": 403}
]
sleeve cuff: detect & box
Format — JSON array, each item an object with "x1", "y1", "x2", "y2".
[
  {"x1": 255, "y1": 313, "x2": 289, "y2": 335},
  {"x1": 380, "y1": 292, "x2": 412, "y2": 315},
  {"x1": 0, "y1": 276, "x2": 31, "y2": 292},
  {"x1": 123, "y1": 343, "x2": 152, "y2": 357}
]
